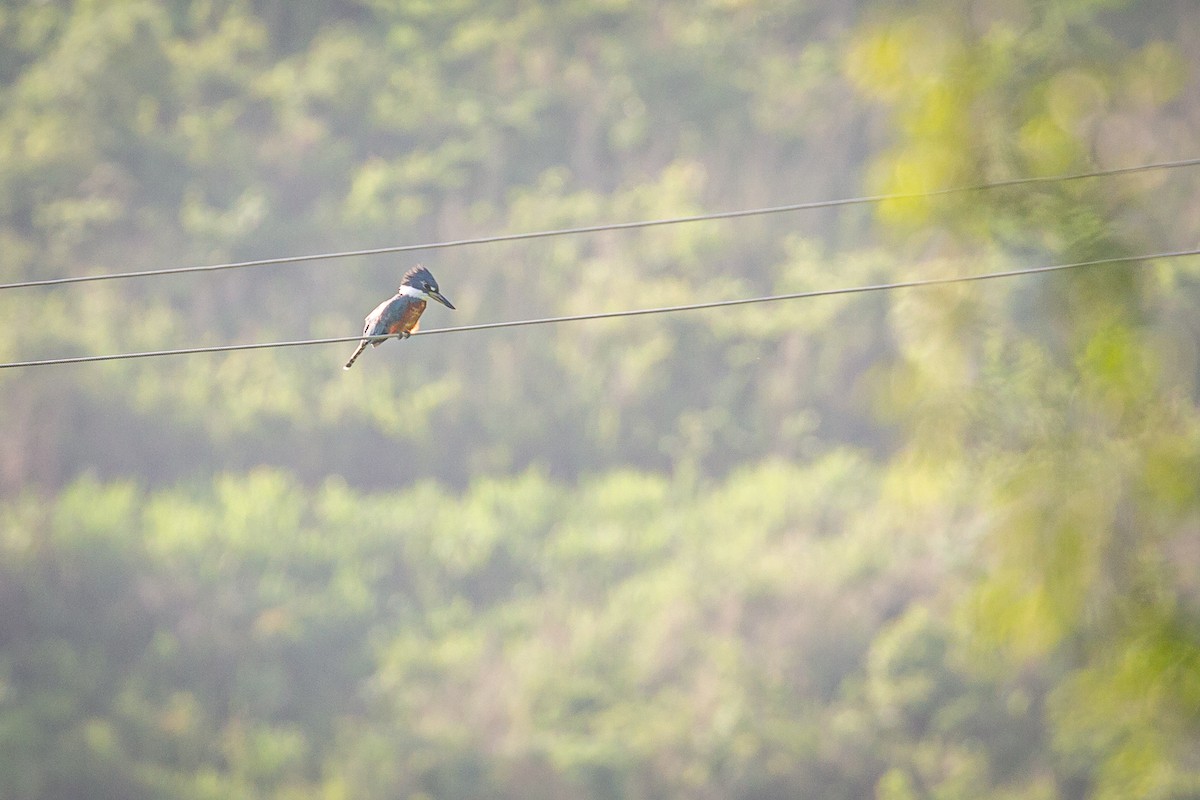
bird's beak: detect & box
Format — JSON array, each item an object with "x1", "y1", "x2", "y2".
[{"x1": 429, "y1": 290, "x2": 455, "y2": 310}]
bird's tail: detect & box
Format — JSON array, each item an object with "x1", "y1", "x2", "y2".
[{"x1": 343, "y1": 340, "x2": 370, "y2": 370}]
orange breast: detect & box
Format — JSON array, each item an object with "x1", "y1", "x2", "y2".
[{"x1": 387, "y1": 299, "x2": 426, "y2": 335}]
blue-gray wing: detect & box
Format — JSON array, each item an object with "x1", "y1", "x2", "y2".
[
  {"x1": 344, "y1": 294, "x2": 426, "y2": 370},
  {"x1": 363, "y1": 295, "x2": 405, "y2": 343},
  {"x1": 377, "y1": 295, "x2": 426, "y2": 338}
]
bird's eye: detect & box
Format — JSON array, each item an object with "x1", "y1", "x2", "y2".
[{"x1": 423, "y1": 282, "x2": 433, "y2": 291}]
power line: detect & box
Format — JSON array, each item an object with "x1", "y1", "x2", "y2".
[
  {"x1": 3, "y1": 248, "x2": 1196, "y2": 370},
  {"x1": 2, "y1": 157, "x2": 1198, "y2": 291}
]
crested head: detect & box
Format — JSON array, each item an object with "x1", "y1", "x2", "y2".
[
  {"x1": 399, "y1": 265, "x2": 438, "y2": 294},
  {"x1": 397, "y1": 264, "x2": 455, "y2": 309}
]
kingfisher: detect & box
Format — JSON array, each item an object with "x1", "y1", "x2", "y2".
[{"x1": 343, "y1": 265, "x2": 455, "y2": 370}]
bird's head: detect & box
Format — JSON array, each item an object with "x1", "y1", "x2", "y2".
[{"x1": 400, "y1": 265, "x2": 455, "y2": 309}]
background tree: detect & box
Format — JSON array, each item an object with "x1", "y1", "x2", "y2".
[{"x1": 0, "y1": 0, "x2": 1196, "y2": 797}]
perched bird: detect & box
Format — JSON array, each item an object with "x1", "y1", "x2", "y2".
[{"x1": 343, "y1": 265, "x2": 455, "y2": 370}]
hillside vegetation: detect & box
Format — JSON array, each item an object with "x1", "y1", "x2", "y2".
[{"x1": 1, "y1": 1, "x2": 1198, "y2": 798}]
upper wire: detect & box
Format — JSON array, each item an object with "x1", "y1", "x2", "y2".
[
  {"x1": 3, "y1": 247, "x2": 1196, "y2": 369},
  {"x1": 2, "y1": 157, "x2": 1198, "y2": 291}
]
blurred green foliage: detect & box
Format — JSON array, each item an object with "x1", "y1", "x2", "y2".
[{"x1": 1, "y1": 0, "x2": 1198, "y2": 797}]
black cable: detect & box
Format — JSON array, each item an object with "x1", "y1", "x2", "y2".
[
  {"x1": 2, "y1": 247, "x2": 1195, "y2": 369},
  {"x1": 2, "y1": 157, "x2": 1197, "y2": 291}
]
